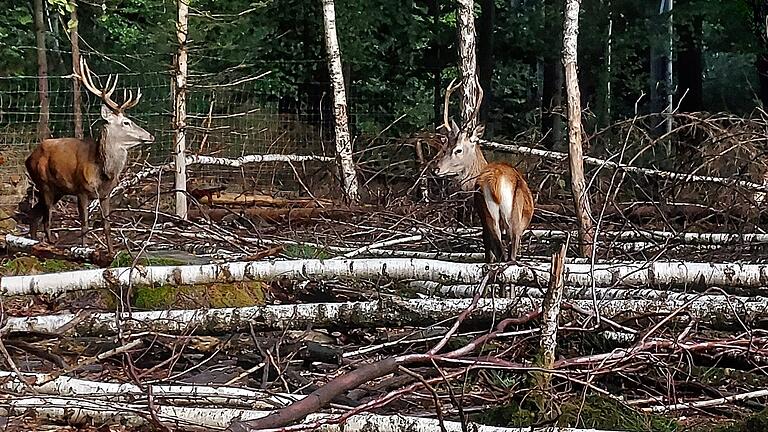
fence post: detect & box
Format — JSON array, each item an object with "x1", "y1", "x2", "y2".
[{"x1": 173, "y1": 0, "x2": 189, "y2": 219}]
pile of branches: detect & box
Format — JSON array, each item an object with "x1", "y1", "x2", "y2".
[{"x1": 2, "y1": 245, "x2": 768, "y2": 430}]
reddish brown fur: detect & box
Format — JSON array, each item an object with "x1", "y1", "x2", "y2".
[
  {"x1": 474, "y1": 162, "x2": 534, "y2": 263},
  {"x1": 25, "y1": 137, "x2": 119, "y2": 251},
  {"x1": 24, "y1": 58, "x2": 152, "y2": 255}
]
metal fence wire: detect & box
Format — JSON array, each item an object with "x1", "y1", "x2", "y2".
[{"x1": 0, "y1": 57, "x2": 433, "y2": 208}]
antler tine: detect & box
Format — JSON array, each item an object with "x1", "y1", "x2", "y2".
[
  {"x1": 78, "y1": 58, "x2": 100, "y2": 96},
  {"x1": 104, "y1": 73, "x2": 118, "y2": 99},
  {"x1": 443, "y1": 78, "x2": 459, "y2": 133},
  {"x1": 79, "y1": 58, "x2": 121, "y2": 112},
  {"x1": 476, "y1": 80, "x2": 484, "y2": 116},
  {"x1": 120, "y1": 88, "x2": 142, "y2": 111}
]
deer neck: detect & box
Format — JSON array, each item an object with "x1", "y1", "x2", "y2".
[
  {"x1": 458, "y1": 147, "x2": 488, "y2": 191},
  {"x1": 97, "y1": 127, "x2": 128, "y2": 181}
]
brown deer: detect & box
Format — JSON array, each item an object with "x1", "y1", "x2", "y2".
[
  {"x1": 25, "y1": 58, "x2": 154, "y2": 254},
  {"x1": 434, "y1": 79, "x2": 534, "y2": 263}
]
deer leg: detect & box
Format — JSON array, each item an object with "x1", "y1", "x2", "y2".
[
  {"x1": 475, "y1": 191, "x2": 495, "y2": 263},
  {"x1": 100, "y1": 196, "x2": 113, "y2": 255},
  {"x1": 509, "y1": 233, "x2": 521, "y2": 263},
  {"x1": 27, "y1": 200, "x2": 46, "y2": 241},
  {"x1": 42, "y1": 191, "x2": 58, "y2": 244},
  {"x1": 77, "y1": 194, "x2": 89, "y2": 247}
]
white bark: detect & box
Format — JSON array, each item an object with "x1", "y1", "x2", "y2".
[
  {"x1": 0, "y1": 396, "x2": 622, "y2": 432},
  {"x1": 4, "y1": 296, "x2": 765, "y2": 336},
  {"x1": 174, "y1": 0, "x2": 189, "y2": 219},
  {"x1": 5, "y1": 234, "x2": 98, "y2": 261},
  {"x1": 321, "y1": 0, "x2": 359, "y2": 203},
  {"x1": 563, "y1": 0, "x2": 594, "y2": 257},
  {"x1": 7, "y1": 258, "x2": 768, "y2": 297},
  {"x1": 0, "y1": 371, "x2": 303, "y2": 409},
  {"x1": 456, "y1": 0, "x2": 481, "y2": 129},
  {"x1": 408, "y1": 281, "x2": 723, "y2": 302},
  {"x1": 540, "y1": 245, "x2": 566, "y2": 374},
  {"x1": 480, "y1": 139, "x2": 768, "y2": 193}
]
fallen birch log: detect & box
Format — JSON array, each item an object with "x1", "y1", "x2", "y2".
[
  {"x1": 0, "y1": 371, "x2": 303, "y2": 409},
  {"x1": 5, "y1": 296, "x2": 765, "y2": 336},
  {"x1": 408, "y1": 281, "x2": 725, "y2": 302},
  {"x1": 3, "y1": 234, "x2": 113, "y2": 267},
  {"x1": 481, "y1": 139, "x2": 768, "y2": 192},
  {"x1": 0, "y1": 396, "x2": 619, "y2": 432},
  {"x1": 4, "y1": 258, "x2": 768, "y2": 297}
]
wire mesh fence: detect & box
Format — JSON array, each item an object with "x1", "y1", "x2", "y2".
[{"x1": 0, "y1": 56, "x2": 437, "y2": 208}]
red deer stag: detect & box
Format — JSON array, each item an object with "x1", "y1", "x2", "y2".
[
  {"x1": 25, "y1": 58, "x2": 154, "y2": 254},
  {"x1": 434, "y1": 79, "x2": 534, "y2": 263}
]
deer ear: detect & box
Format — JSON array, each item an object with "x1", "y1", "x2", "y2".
[
  {"x1": 449, "y1": 118, "x2": 460, "y2": 138},
  {"x1": 101, "y1": 104, "x2": 116, "y2": 120},
  {"x1": 474, "y1": 124, "x2": 485, "y2": 139}
]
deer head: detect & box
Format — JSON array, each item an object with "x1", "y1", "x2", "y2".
[
  {"x1": 434, "y1": 78, "x2": 485, "y2": 187},
  {"x1": 78, "y1": 58, "x2": 155, "y2": 148}
]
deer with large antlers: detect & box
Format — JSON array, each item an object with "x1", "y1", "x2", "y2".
[
  {"x1": 24, "y1": 58, "x2": 154, "y2": 255},
  {"x1": 434, "y1": 78, "x2": 534, "y2": 263}
]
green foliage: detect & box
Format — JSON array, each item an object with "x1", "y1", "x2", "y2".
[
  {"x1": 282, "y1": 244, "x2": 331, "y2": 259},
  {"x1": 110, "y1": 251, "x2": 187, "y2": 267},
  {"x1": 0, "y1": 0, "x2": 765, "y2": 142},
  {"x1": 476, "y1": 394, "x2": 679, "y2": 431}
]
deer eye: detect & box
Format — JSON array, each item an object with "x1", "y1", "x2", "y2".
[
  {"x1": 454, "y1": 148, "x2": 463, "y2": 155},
  {"x1": 123, "y1": 120, "x2": 131, "y2": 126}
]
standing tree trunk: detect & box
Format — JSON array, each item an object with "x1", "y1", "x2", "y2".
[
  {"x1": 321, "y1": 0, "x2": 359, "y2": 203},
  {"x1": 477, "y1": 0, "x2": 495, "y2": 128},
  {"x1": 663, "y1": 0, "x2": 673, "y2": 132},
  {"x1": 174, "y1": 0, "x2": 189, "y2": 219},
  {"x1": 33, "y1": 0, "x2": 51, "y2": 141},
  {"x1": 563, "y1": 0, "x2": 594, "y2": 257},
  {"x1": 70, "y1": 6, "x2": 83, "y2": 139},
  {"x1": 649, "y1": 0, "x2": 673, "y2": 133},
  {"x1": 750, "y1": 1, "x2": 768, "y2": 108},
  {"x1": 456, "y1": 0, "x2": 481, "y2": 131},
  {"x1": 676, "y1": 8, "x2": 702, "y2": 112},
  {"x1": 541, "y1": 0, "x2": 564, "y2": 150},
  {"x1": 429, "y1": 0, "x2": 443, "y2": 129},
  {"x1": 595, "y1": 0, "x2": 613, "y2": 126}
]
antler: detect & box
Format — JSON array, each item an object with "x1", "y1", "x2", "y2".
[
  {"x1": 78, "y1": 58, "x2": 142, "y2": 112},
  {"x1": 443, "y1": 78, "x2": 461, "y2": 133}
]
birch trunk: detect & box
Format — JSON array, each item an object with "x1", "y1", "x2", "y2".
[
  {"x1": 479, "y1": 139, "x2": 768, "y2": 193},
  {"x1": 563, "y1": 0, "x2": 594, "y2": 257},
  {"x1": 70, "y1": 6, "x2": 83, "y2": 139},
  {"x1": 4, "y1": 296, "x2": 766, "y2": 336},
  {"x1": 0, "y1": 371, "x2": 303, "y2": 409},
  {"x1": 0, "y1": 396, "x2": 619, "y2": 432},
  {"x1": 321, "y1": 0, "x2": 359, "y2": 203},
  {"x1": 456, "y1": 0, "x2": 481, "y2": 130},
  {"x1": 33, "y1": 0, "x2": 50, "y2": 141},
  {"x1": 174, "y1": 0, "x2": 189, "y2": 219},
  {"x1": 7, "y1": 258, "x2": 768, "y2": 297}
]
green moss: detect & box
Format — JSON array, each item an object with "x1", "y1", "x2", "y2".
[
  {"x1": 282, "y1": 244, "x2": 330, "y2": 259},
  {"x1": 134, "y1": 286, "x2": 178, "y2": 309},
  {"x1": 131, "y1": 281, "x2": 266, "y2": 310},
  {"x1": 41, "y1": 259, "x2": 79, "y2": 272},
  {"x1": 110, "y1": 251, "x2": 187, "y2": 268},
  {"x1": 208, "y1": 282, "x2": 265, "y2": 307},
  {"x1": 1, "y1": 257, "x2": 83, "y2": 275},
  {"x1": 475, "y1": 394, "x2": 678, "y2": 432}
]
